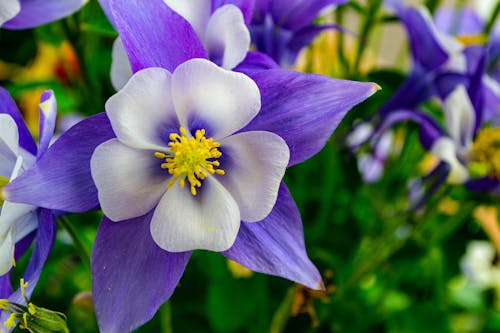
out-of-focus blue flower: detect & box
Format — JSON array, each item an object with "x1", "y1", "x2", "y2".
[
  {"x1": 249, "y1": 0, "x2": 347, "y2": 66},
  {"x1": 0, "y1": 88, "x2": 57, "y2": 330},
  {"x1": 0, "y1": 0, "x2": 87, "y2": 30},
  {"x1": 5, "y1": 0, "x2": 379, "y2": 331},
  {"x1": 350, "y1": 3, "x2": 500, "y2": 186}
]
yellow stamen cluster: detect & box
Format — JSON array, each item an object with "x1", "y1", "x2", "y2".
[
  {"x1": 456, "y1": 34, "x2": 487, "y2": 46},
  {"x1": 0, "y1": 176, "x2": 9, "y2": 206},
  {"x1": 0, "y1": 279, "x2": 69, "y2": 332},
  {"x1": 471, "y1": 127, "x2": 500, "y2": 178},
  {"x1": 155, "y1": 127, "x2": 225, "y2": 196}
]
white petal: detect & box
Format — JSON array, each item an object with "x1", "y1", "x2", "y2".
[
  {"x1": 444, "y1": 85, "x2": 476, "y2": 152},
  {"x1": 431, "y1": 137, "x2": 469, "y2": 184},
  {"x1": 106, "y1": 67, "x2": 179, "y2": 150},
  {"x1": 0, "y1": 114, "x2": 19, "y2": 177},
  {"x1": 172, "y1": 58, "x2": 260, "y2": 139},
  {"x1": 0, "y1": 230, "x2": 14, "y2": 276},
  {"x1": 0, "y1": 0, "x2": 20, "y2": 27},
  {"x1": 91, "y1": 139, "x2": 169, "y2": 221},
  {"x1": 219, "y1": 131, "x2": 289, "y2": 222},
  {"x1": 163, "y1": 0, "x2": 211, "y2": 38},
  {"x1": 110, "y1": 38, "x2": 133, "y2": 91},
  {"x1": 151, "y1": 176, "x2": 240, "y2": 252},
  {"x1": 205, "y1": 5, "x2": 250, "y2": 69},
  {"x1": 12, "y1": 210, "x2": 38, "y2": 243},
  {"x1": 0, "y1": 200, "x2": 36, "y2": 240}
]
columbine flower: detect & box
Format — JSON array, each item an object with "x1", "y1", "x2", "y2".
[
  {"x1": 373, "y1": 2, "x2": 499, "y2": 119},
  {"x1": 102, "y1": 0, "x2": 253, "y2": 90},
  {"x1": 249, "y1": 0, "x2": 347, "y2": 66},
  {"x1": 0, "y1": 0, "x2": 86, "y2": 29},
  {"x1": 0, "y1": 88, "x2": 57, "y2": 329},
  {"x1": 92, "y1": 58, "x2": 290, "y2": 252},
  {"x1": 430, "y1": 85, "x2": 500, "y2": 191},
  {"x1": 5, "y1": 0, "x2": 379, "y2": 331}
]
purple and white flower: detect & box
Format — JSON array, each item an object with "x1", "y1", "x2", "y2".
[
  {"x1": 5, "y1": 0, "x2": 379, "y2": 331},
  {"x1": 92, "y1": 59, "x2": 289, "y2": 252},
  {"x1": 0, "y1": 88, "x2": 57, "y2": 327},
  {"x1": 0, "y1": 0, "x2": 86, "y2": 29}
]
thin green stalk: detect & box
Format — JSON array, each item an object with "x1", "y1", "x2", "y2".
[
  {"x1": 352, "y1": 0, "x2": 383, "y2": 76},
  {"x1": 58, "y1": 216, "x2": 91, "y2": 270},
  {"x1": 335, "y1": 5, "x2": 349, "y2": 77},
  {"x1": 425, "y1": 0, "x2": 442, "y2": 14},
  {"x1": 269, "y1": 287, "x2": 295, "y2": 333},
  {"x1": 484, "y1": 1, "x2": 500, "y2": 35},
  {"x1": 160, "y1": 301, "x2": 173, "y2": 333}
]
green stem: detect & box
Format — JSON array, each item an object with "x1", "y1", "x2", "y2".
[
  {"x1": 425, "y1": 0, "x2": 441, "y2": 14},
  {"x1": 484, "y1": 1, "x2": 500, "y2": 35},
  {"x1": 269, "y1": 287, "x2": 295, "y2": 333},
  {"x1": 352, "y1": 0, "x2": 382, "y2": 76},
  {"x1": 335, "y1": 5, "x2": 349, "y2": 77},
  {"x1": 57, "y1": 216, "x2": 91, "y2": 270},
  {"x1": 160, "y1": 301, "x2": 173, "y2": 333}
]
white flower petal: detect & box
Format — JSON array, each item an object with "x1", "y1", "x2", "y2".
[
  {"x1": 0, "y1": 230, "x2": 14, "y2": 276},
  {"x1": 205, "y1": 5, "x2": 250, "y2": 69},
  {"x1": 106, "y1": 67, "x2": 178, "y2": 150},
  {"x1": 219, "y1": 131, "x2": 289, "y2": 222},
  {"x1": 91, "y1": 139, "x2": 169, "y2": 221},
  {"x1": 172, "y1": 58, "x2": 260, "y2": 139},
  {"x1": 431, "y1": 137, "x2": 469, "y2": 184},
  {"x1": 444, "y1": 85, "x2": 476, "y2": 152},
  {"x1": 12, "y1": 210, "x2": 38, "y2": 243},
  {"x1": 0, "y1": 200, "x2": 36, "y2": 240},
  {"x1": 0, "y1": 114, "x2": 19, "y2": 177},
  {"x1": 163, "y1": 0, "x2": 211, "y2": 38},
  {"x1": 110, "y1": 38, "x2": 133, "y2": 91},
  {"x1": 151, "y1": 176, "x2": 240, "y2": 252},
  {"x1": 0, "y1": 0, "x2": 20, "y2": 27}
]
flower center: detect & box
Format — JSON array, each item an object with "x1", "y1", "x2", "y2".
[
  {"x1": 470, "y1": 127, "x2": 500, "y2": 179},
  {"x1": 154, "y1": 127, "x2": 225, "y2": 196},
  {"x1": 0, "y1": 176, "x2": 9, "y2": 206}
]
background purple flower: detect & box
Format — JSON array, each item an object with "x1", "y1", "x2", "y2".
[{"x1": 0, "y1": 0, "x2": 87, "y2": 29}]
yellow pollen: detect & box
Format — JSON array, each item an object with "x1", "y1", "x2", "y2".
[
  {"x1": 455, "y1": 34, "x2": 487, "y2": 46},
  {"x1": 155, "y1": 127, "x2": 224, "y2": 196},
  {"x1": 471, "y1": 127, "x2": 500, "y2": 179},
  {"x1": 0, "y1": 176, "x2": 9, "y2": 206}
]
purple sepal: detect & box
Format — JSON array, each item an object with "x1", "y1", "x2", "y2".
[
  {"x1": 212, "y1": 0, "x2": 255, "y2": 24},
  {"x1": 3, "y1": 0, "x2": 86, "y2": 30},
  {"x1": 223, "y1": 183, "x2": 324, "y2": 290},
  {"x1": 464, "y1": 46, "x2": 487, "y2": 132},
  {"x1": 397, "y1": 5, "x2": 449, "y2": 71},
  {"x1": 271, "y1": 0, "x2": 347, "y2": 31},
  {"x1": 434, "y1": 6, "x2": 483, "y2": 36},
  {"x1": 234, "y1": 51, "x2": 280, "y2": 74},
  {"x1": 109, "y1": 0, "x2": 208, "y2": 73},
  {"x1": 0, "y1": 275, "x2": 12, "y2": 299},
  {"x1": 92, "y1": 212, "x2": 191, "y2": 333},
  {"x1": 466, "y1": 177, "x2": 500, "y2": 192},
  {"x1": 5, "y1": 113, "x2": 114, "y2": 213},
  {"x1": 240, "y1": 68, "x2": 378, "y2": 166},
  {"x1": 37, "y1": 90, "x2": 57, "y2": 160},
  {"x1": 0, "y1": 209, "x2": 56, "y2": 323},
  {"x1": 374, "y1": 108, "x2": 444, "y2": 150},
  {"x1": 380, "y1": 66, "x2": 437, "y2": 116},
  {"x1": 0, "y1": 87, "x2": 36, "y2": 155}
]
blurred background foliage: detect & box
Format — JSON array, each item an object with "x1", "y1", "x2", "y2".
[{"x1": 1, "y1": 0, "x2": 500, "y2": 332}]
